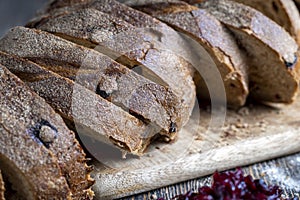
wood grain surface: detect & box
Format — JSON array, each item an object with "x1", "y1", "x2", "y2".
[
  {"x1": 122, "y1": 153, "x2": 300, "y2": 199},
  {"x1": 90, "y1": 97, "x2": 300, "y2": 199}
]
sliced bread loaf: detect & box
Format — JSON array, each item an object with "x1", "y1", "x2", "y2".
[
  {"x1": 0, "y1": 65, "x2": 72, "y2": 200},
  {"x1": 131, "y1": 0, "x2": 249, "y2": 106},
  {"x1": 0, "y1": 27, "x2": 182, "y2": 139},
  {"x1": 199, "y1": 0, "x2": 299, "y2": 104},
  {"x1": 28, "y1": 8, "x2": 196, "y2": 126}
]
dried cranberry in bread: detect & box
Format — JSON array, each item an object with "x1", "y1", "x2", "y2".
[
  {"x1": 0, "y1": 27, "x2": 182, "y2": 139},
  {"x1": 0, "y1": 65, "x2": 72, "y2": 200},
  {"x1": 0, "y1": 50, "x2": 160, "y2": 156},
  {"x1": 130, "y1": 0, "x2": 249, "y2": 106},
  {"x1": 227, "y1": 0, "x2": 300, "y2": 45},
  {"x1": 0, "y1": 171, "x2": 4, "y2": 200},
  {"x1": 28, "y1": 8, "x2": 196, "y2": 126},
  {"x1": 199, "y1": 0, "x2": 299, "y2": 104}
]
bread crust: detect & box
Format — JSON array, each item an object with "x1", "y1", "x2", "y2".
[
  {"x1": 0, "y1": 65, "x2": 72, "y2": 200},
  {"x1": 199, "y1": 0, "x2": 299, "y2": 103}
]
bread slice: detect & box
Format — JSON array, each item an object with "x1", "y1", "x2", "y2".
[
  {"x1": 0, "y1": 50, "x2": 162, "y2": 158},
  {"x1": 0, "y1": 27, "x2": 183, "y2": 140},
  {"x1": 0, "y1": 53, "x2": 95, "y2": 200},
  {"x1": 0, "y1": 64, "x2": 72, "y2": 200},
  {"x1": 225, "y1": 0, "x2": 300, "y2": 45},
  {"x1": 0, "y1": 123, "x2": 71, "y2": 200},
  {"x1": 199, "y1": 0, "x2": 299, "y2": 104},
  {"x1": 130, "y1": 0, "x2": 249, "y2": 106},
  {"x1": 28, "y1": 8, "x2": 196, "y2": 126},
  {"x1": 0, "y1": 170, "x2": 4, "y2": 200}
]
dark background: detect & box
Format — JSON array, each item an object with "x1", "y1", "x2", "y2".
[{"x1": 0, "y1": 0, "x2": 48, "y2": 37}]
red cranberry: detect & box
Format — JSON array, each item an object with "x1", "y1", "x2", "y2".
[{"x1": 158, "y1": 168, "x2": 290, "y2": 200}]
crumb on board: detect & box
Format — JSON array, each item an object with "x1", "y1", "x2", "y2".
[
  {"x1": 238, "y1": 107, "x2": 250, "y2": 116},
  {"x1": 193, "y1": 135, "x2": 203, "y2": 141}
]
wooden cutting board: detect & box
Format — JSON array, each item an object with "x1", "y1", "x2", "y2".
[{"x1": 87, "y1": 96, "x2": 300, "y2": 199}]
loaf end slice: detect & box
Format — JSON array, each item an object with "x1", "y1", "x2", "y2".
[
  {"x1": 0, "y1": 52, "x2": 95, "y2": 200},
  {"x1": 199, "y1": 0, "x2": 299, "y2": 104},
  {"x1": 0, "y1": 64, "x2": 72, "y2": 200}
]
